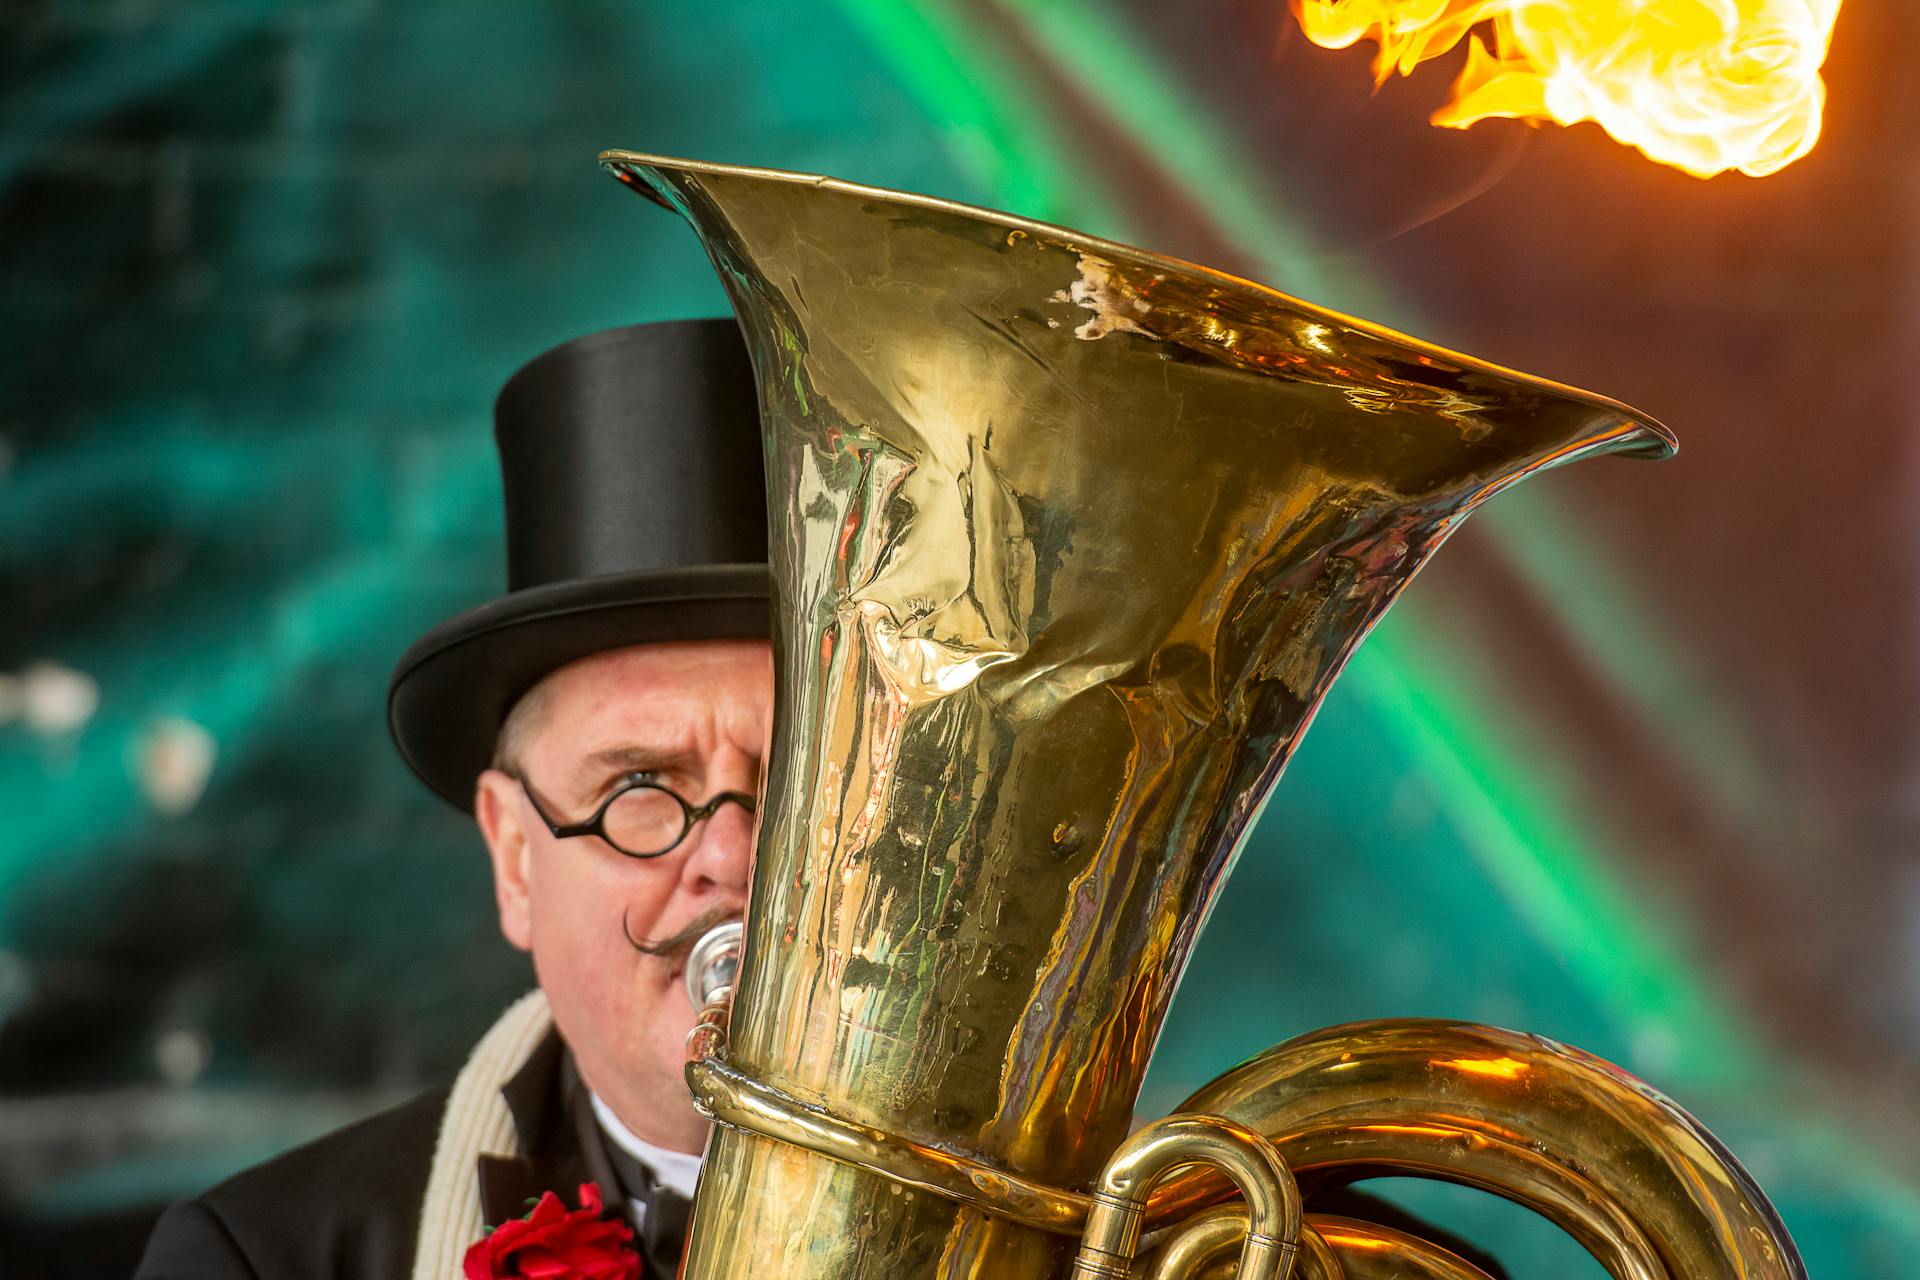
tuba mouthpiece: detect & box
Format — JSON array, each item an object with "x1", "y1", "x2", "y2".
[{"x1": 685, "y1": 920, "x2": 743, "y2": 1012}]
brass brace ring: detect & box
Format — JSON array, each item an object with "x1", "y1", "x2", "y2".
[{"x1": 685, "y1": 1004, "x2": 1094, "y2": 1235}]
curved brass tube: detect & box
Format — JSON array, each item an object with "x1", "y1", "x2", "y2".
[
  {"x1": 1312, "y1": 1216, "x2": 1498, "y2": 1280},
  {"x1": 1071, "y1": 1115, "x2": 1300, "y2": 1280},
  {"x1": 1139, "y1": 1206, "x2": 1272, "y2": 1280},
  {"x1": 1155, "y1": 1021, "x2": 1804, "y2": 1280},
  {"x1": 1140, "y1": 1206, "x2": 1341, "y2": 1280},
  {"x1": 1294, "y1": 1219, "x2": 1346, "y2": 1280},
  {"x1": 1275, "y1": 1121, "x2": 1660, "y2": 1278},
  {"x1": 1142, "y1": 1208, "x2": 1498, "y2": 1280}
]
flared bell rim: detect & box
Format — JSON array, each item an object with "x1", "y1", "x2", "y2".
[{"x1": 599, "y1": 149, "x2": 1677, "y2": 464}]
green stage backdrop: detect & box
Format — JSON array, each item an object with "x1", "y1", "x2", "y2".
[{"x1": 3, "y1": 2, "x2": 1917, "y2": 1276}]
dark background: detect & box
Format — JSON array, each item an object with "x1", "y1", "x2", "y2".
[{"x1": 2, "y1": 1, "x2": 1914, "y2": 1275}]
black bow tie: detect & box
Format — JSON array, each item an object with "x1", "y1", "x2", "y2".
[{"x1": 601, "y1": 1137, "x2": 694, "y2": 1272}]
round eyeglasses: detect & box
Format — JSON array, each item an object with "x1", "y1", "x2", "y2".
[{"x1": 515, "y1": 771, "x2": 756, "y2": 859}]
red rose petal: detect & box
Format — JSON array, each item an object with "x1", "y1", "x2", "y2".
[
  {"x1": 461, "y1": 1237, "x2": 497, "y2": 1280},
  {"x1": 465, "y1": 1183, "x2": 643, "y2": 1280}
]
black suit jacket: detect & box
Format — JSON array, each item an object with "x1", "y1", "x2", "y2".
[{"x1": 131, "y1": 1031, "x2": 669, "y2": 1279}]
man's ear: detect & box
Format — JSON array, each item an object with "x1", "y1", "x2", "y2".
[{"x1": 475, "y1": 768, "x2": 534, "y2": 951}]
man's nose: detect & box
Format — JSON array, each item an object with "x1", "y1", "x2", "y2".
[{"x1": 681, "y1": 790, "x2": 755, "y2": 892}]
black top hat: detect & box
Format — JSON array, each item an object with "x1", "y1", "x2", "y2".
[{"x1": 388, "y1": 318, "x2": 769, "y2": 811}]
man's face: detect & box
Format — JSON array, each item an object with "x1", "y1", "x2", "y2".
[{"x1": 474, "y1": 639, "x2": 772, "y2": 1152}]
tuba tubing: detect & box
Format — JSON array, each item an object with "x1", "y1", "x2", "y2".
[
  {"x1": 1071, "y1": 1115, "x2": 1300, "y2": 1280},
  {"x1": 1159, "y1": 1020, "x2": 1804, "y2": 1280},
  {"x1": 1141, "y1": 1208, "x2": 1498, "y2": 1280}
]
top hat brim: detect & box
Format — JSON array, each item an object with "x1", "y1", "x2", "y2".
[{"x1": 388, "y1": 564, "x2": 769, "y2": 812}]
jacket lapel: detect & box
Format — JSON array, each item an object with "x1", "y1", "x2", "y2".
[{"x1": 476, "y1": 1030, "x2": 621, "y2": 1225}]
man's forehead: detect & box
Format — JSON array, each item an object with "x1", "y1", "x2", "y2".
[
  {"x1": 520, "y1": 639, "x2": 770, "y2": 769},
  {"x1": 545, "y1": 640, "x2": 759, "y2": 701}
]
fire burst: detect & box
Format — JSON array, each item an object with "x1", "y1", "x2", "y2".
[{"x1": 1292, "y1": 0, "x2": 1843, "y2": 178}]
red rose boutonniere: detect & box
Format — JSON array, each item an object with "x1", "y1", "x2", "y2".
[{"x1": 463, "y1": 1182, "x2": 642, "y2": 1280}]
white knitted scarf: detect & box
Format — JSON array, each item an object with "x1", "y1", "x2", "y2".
[{"x1": 409, "y1": 989, "x2": 554, "y2": 1280}]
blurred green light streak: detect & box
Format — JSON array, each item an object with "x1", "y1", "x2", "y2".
[
  {"x1": 988, "y1": 0, "x2": 1392, "y2": 320},
  {"x1": 1477, "y1": 487, "x2": 1780, "y2": 830},
  {"x1": 827, "y1": 0, "x2": 1136, "y2": 236},
  {"x1": 0, "y1": 422, "x2": 433, "y2": 564},
  {"x1": 1355, "y1": 604, "x2": 1753, "y2": 1083}
]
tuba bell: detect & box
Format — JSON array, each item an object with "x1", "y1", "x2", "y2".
[{"x1": 602, "y1": 152, "x2": 1804, "y2": 1280}]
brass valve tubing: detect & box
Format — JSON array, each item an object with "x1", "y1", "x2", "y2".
[{"x1": 1070, "y1": 1115, "x2": 1301, "y2": 1280}]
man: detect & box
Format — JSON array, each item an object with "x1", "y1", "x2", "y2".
[{"x1": 134, "y1": 318, "x2": 772, "y2": 1279}]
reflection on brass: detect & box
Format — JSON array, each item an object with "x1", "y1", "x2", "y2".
[
  {"x1": 1291, "y1": 1220, "x2": 1346, "y2": 1280},
  {"x1": 1073, "y1": 1116, "x2": 1298, "y2": 1280},
  {"x1": 1140, "y1": 1206, "x2": 1291, "y2": 1280},
  {"x1": 1308, "y1": 1217, "x2": 1497, "y2": 1280},
  {"x1": 1142, "y1": 1207, "x2": 1496, "y2": 1280},
  {"x1": 597, "y1": 152, "x2": 1795, "y2": 1279},
  {"x1": 686, "y1": 995, "x2": 1094, "y2": 1234}
]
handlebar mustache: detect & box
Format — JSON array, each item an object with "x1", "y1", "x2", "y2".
[{"x1": 624, "y1": 906, "x2": 741, "y2": 964}]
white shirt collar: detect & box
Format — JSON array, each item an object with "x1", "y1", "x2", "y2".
[{"x1": 588, "y1": 1090, "x2": 704, "y2": 1200}]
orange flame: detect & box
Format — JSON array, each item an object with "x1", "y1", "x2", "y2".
[{"x1": 1292, "y1": 0, "x2": 1842, "y2": 177}]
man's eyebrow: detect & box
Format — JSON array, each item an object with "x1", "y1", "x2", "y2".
[{"x1": 577, "y1": 743, "x2": 682, "y2": 782}]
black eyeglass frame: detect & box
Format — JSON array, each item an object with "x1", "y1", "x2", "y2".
[{"x1": 514, "y1": 771, "x2": 756, "y2": 859}]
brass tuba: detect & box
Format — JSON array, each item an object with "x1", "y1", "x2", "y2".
[{"x1": 601, "y1": 152, "x2": 1805, "y2": 1280}]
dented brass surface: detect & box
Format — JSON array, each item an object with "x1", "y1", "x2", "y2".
[{"x1": 600, "y1": 152, "x2": 1695, "y2": 1279}]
